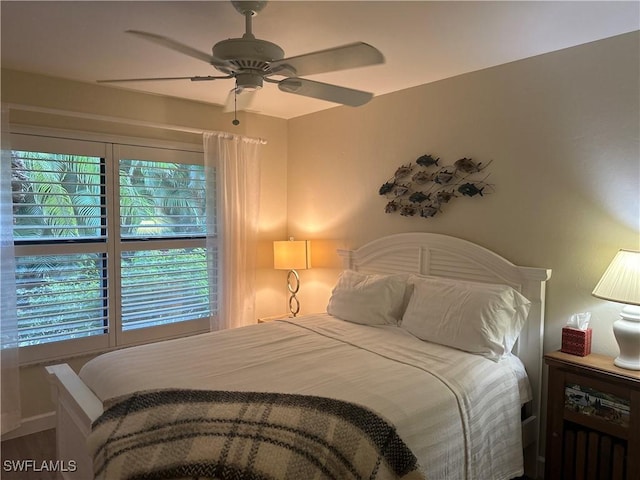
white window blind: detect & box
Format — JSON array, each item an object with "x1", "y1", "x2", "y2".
[
  {"x1": 11, "y1": 134, "x2": 212, "y2": 363},
  {"x1": 116, "y1": 146, "x2": 210, "y2": 343},
  {"x1": 12, "y1": 150, "x2": 105, "y2": 241},
  {"x1": 12, "y1": 147, "x2": 107, "y2": 349},
  {"x1": 119, "y1": 159, "x2": 206, "y2": 239},
  {"x1": 121, "y1": 247, "x2": 209, "y2": 330},
  {"x1": 15, "y1": 253, "x2": 107, "y2": 346}
]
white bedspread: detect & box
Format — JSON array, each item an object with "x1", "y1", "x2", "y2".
[{"x1": 80, "y1": 314, "x2": 526, "y2": 480}]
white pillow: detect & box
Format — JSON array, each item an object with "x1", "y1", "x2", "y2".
[
  {"x1": 327, "y1": 270, "x2": 408, "y2": 325},
  {"x1": 401, "y1": 276, "x2": 531, "y2": 360}
]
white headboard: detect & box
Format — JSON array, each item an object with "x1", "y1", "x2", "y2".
[{"x1": 337, "y1": 232, "x2": 551, "y2": 476}]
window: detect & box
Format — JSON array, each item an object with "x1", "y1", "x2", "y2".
[{"x1": 11, "y1": 134, "x2": 211, "y2": 363}]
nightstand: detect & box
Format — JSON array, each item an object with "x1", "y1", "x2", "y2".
[
  {"x1": 257, "y1": 314, "x2": 291, "y2": 323},
  {"x1": 544, "y1": 351, "x2": 640, "y2": 480}
]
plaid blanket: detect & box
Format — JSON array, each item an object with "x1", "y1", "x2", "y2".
[{"x1": 88, "y1": 389, "x2": 426, "y2": 480}]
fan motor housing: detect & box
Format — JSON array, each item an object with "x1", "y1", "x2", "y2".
[
  {"x1": 235, "y1": 72, "x2": 263, "y2": 91},
  {"x1": 213, "y1": 38, "x2": 284, "y2": 74}
]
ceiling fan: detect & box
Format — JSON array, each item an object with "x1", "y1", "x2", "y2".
[{"x1": 98, "y1": 0, "x2": 384, "y2": 123}]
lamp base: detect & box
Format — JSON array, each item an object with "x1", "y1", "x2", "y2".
[
  {"x1": 287, "y1": 269, "x2": 301, "y2": 317},
  {"x1": 613, "y1": 305, "x2": 640, "y2": 370}
]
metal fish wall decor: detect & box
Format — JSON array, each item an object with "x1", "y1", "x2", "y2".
[{"x1": 379, "y1": 155, "x2": 494, "y2": 219}]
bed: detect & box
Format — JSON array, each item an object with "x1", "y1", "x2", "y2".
[{"x1": 46, "y1": 232, "x2": 551, "y2": 479}]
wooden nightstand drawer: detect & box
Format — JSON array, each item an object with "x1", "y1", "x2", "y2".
[{"x1": 545, "y1": 351, "x2": 640, "y2": 480}]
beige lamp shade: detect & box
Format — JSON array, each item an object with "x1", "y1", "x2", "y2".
[
  {"x1": 592, "y1": 249, "x2": 640, "y2": 306},
  {"x1": 273, "y1": 240, "x2": 311, "y2": 271}
]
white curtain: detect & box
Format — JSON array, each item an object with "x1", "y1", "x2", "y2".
[
  {"x1": 204, "y1": 131, "x2": 263, "y2": 330},
  {"x1": 1, "y1": 104, "x2": 21, "y2": 434}
]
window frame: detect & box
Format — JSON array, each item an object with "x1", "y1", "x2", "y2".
[{"x1": 10, "y1": 128, "x2": 211, "y2": 365}]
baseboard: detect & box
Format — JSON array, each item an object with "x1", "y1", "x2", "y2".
[{"x1": 1, "y1": 411, "x2": 56, "y2": 441}]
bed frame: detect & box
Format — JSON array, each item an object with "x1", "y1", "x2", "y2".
[{"x1": 46, "y1": 232, "x2": 551, "y2": 479}]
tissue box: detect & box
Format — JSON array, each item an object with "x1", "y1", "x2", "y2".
[{"x1": 561, "y1": 327, "x2": 592, "y2": 356}]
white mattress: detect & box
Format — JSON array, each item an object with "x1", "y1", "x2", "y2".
[{"x1": 80, "y1": 314, "x2": 529, "y2": 480}]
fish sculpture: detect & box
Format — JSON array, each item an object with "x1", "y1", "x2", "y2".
[
  {"x1": 400, "y1": 205, "x2": 416, "y2": 216},
  {"x1": 416, "y1": 154, "x2": 439, "y2": 167},
  {"x1": 434, "y1": 170, "x2": 455, "y2": 184},
  {"x1": 393, "y1": 184, "x2": 410, "y2": 197},
  {"x1": 385, "y1": 200, "x2": 399, "y2": 213},
  {"x1": 394, "y1": 164, "x2": 413, "y2": 179},
  {"x1": 409, "y1": 191, "x2": 430, "y2": 203},
  {"x1": 436, "y1": 190, "x2": 456, "y2": 203},
  {"x1": 412, "y1": 171, "x2": 434, "y2": 184},
  {"x1": 458, "y1": 183, "x2": 485, "y2": 197},
  {"x1": 380, "y1": 152, "x2": 493, "y2": 219},
  {"x1": 453, "y1": 157, "x2": 480, "y2": 173},
  {"x1": 420, "y1": 205, "x2": 439, "y2": 218},
  {"x1": 454, "y1": 157, "x2": 492, "y2": 173},
  {"x1": 378, "y1": 181, "x2": 395, "y2": 195}
]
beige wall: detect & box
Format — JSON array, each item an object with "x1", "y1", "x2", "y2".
[
  {"x1": 288, "y1": 32, "x2": 640, "y2": 462},
  {"x1": 287, "y1": 32, "x2": 639, "y2": 360},
  {"x1": 286, "y1": 32, "x2": 639, "y2": 460}
]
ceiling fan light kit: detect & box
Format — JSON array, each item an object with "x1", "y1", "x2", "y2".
[
  {"x1": 97, "y1": 0, "x2": 384, "y2": 124},
  {"x1": 234, "y1": 73, "x2": 263, "y2": 92}
]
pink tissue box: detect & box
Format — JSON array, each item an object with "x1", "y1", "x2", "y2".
[{"x1": 561, "y1": 327, "x2": 592, "y2": 356}]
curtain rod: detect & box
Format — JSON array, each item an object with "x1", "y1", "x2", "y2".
[{"x1": 6, "y1": 103, "x2": 267, "y2": 144}]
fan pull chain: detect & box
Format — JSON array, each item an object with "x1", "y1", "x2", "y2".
[{"x1": 232, "y1": 83, "x2": 240, "y2": 126}]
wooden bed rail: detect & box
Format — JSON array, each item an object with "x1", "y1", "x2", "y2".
[{"x1": 45, "y1": 364, "x2": 102, "y2": 479}]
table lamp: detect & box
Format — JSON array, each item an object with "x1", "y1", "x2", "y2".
[
  {"x1": 591, "y1": 249, "x2": 640, "y2": 370},
  {"x1": 274, "y1": 239, "x2": 311, "y2": 317}
]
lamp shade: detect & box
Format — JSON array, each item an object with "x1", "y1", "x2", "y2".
[
  {"x1": 273, "y1": 240, "x2": 311, "y2": 270},
  {"x1": 592, "y1": 249, "x2": 640, "y2": 306}
]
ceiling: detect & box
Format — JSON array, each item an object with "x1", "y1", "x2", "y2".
[{"x1": 2, "y1": 1, "x2": 638, "y2": 119}]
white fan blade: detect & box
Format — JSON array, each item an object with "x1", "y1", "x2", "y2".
[
  {"x1": 278, "y1": 78, "x2": 373, "y2": 106},
  {"x1": 270, "y1": 42, "x2": 384, "y2": 77},
  {"x1": 97, "y1": 75, "x2": 227, "y2": 84},
  {"x1": 223, "y1": 88, "x2": 257, "y2": 113},
  {"x1": 96, "y1": 75, "x2": 233, "y2": 83},
  {"x1": 126, "y1": 30, "x2": 229, "y2": 68}
]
